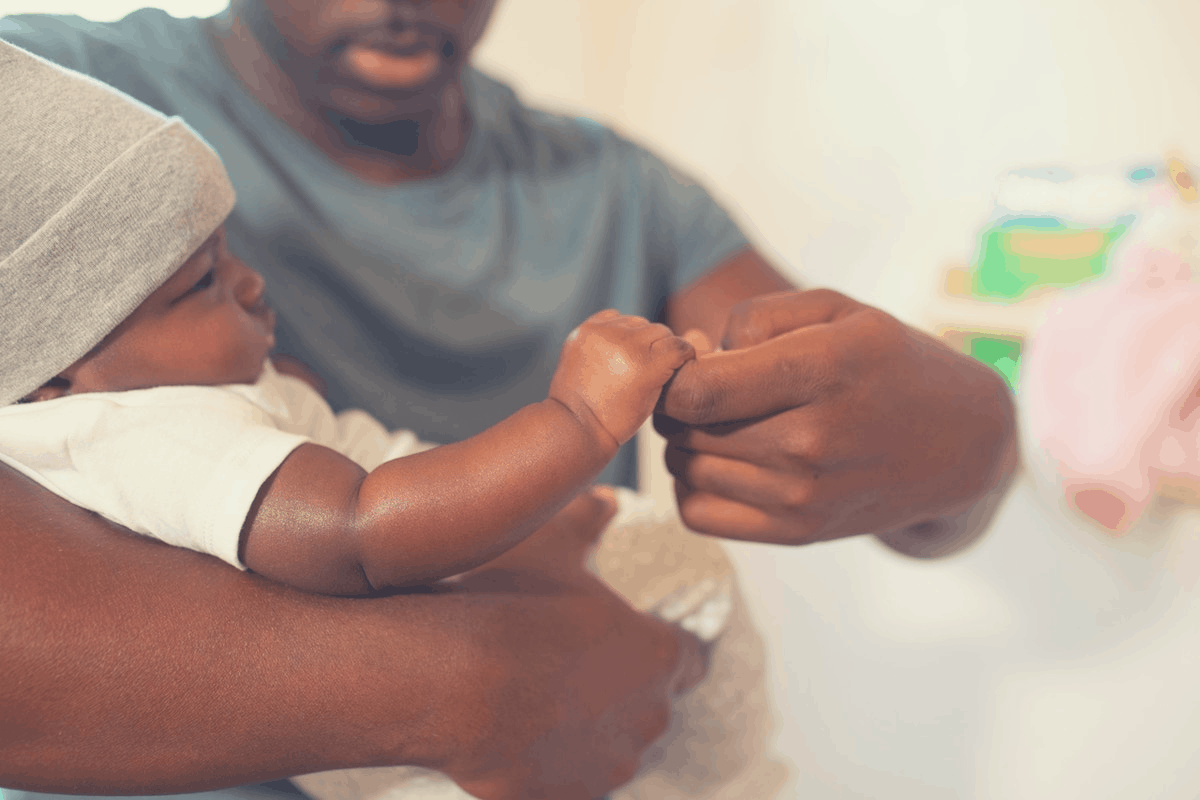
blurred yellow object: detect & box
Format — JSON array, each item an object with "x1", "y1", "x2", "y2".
[
  {"x1": 1007, "y1": 229, "x2": 1106, "y2": 259},
  {"x1": 943, "y1": 264, "x2": 971, "y2": 297},
  {"x1": 1167, "y1": 157, "x2": 1198, "y2": 203},
  {"x1": 1157, "y1": 475, "x2": 1200, "y2": 505}
]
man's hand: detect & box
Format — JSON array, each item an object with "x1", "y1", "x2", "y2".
[
  {"x1": 437, "y1": 490, "x2": 706, "y2": 800},
  {"x1": 551, "y1": 310, "x2": 695, "y2": 448},
  {"x1": 656, "y1": 289, "x2": 1017, "y2": 550},
  {"x1": 439, "y1": 592, "x2": 705, "y2": 800}
]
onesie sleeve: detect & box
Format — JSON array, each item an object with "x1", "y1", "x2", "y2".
[{"x1": 3, "y1": 387, "x2": 309, "y2": 569}]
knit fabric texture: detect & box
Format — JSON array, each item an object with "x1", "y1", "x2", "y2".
[{"x1": 0, "y1": 39, "x2": 235, "y2": 405}]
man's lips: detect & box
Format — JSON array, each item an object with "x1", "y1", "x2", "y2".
[
  {"x1": 341, "y1": 44, "x2": 441, "y2": 89},
  {"x1": 332, "y1": 24, "x2": 453, "y2": 90},
  {"x1": 356, "y1": 26, "x2": 439, "y2": 55}
]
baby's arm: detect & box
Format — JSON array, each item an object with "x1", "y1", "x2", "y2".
[{"x1": 241, "y1": 311, "x2": 694, "y2": 595}]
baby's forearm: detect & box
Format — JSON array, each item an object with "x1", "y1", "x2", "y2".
[
  {"x1": 350, "y1": 398, "x2": 615, "y2": 589},
  {"x1": 246, "y1": 306, "x2": 694, "y2": 595}
]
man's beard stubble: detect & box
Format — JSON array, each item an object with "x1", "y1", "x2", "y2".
[{"x1": 238, "y1": 0, "x2": 424, "y2": 158}]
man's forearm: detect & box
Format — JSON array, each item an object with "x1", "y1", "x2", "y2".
[{"x1": 0, "y1": 467, "x2": 486, "y2": 792}]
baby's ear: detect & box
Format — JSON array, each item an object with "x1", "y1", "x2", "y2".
[{"x1": 19, "y1": 376, "x2": 71, "y2": 403}]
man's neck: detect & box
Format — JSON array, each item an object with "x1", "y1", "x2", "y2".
[{"x1": 206, "y1": 11, "x2": 471, "y2": 186}]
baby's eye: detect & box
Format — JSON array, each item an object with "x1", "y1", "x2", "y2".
[{"x1": 190, "y1": 269, "x2": 216, "y2": 293}]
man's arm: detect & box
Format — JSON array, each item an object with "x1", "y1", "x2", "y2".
[
  {"x1": 0, "y1": 465, "x2": 700, "y2": 800},
  {"x1": 658, "y1": 247, "x2": 1018, "y2": 557}
]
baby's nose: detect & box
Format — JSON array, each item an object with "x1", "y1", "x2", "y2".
[{"x1": 234, "y1": 262, "x2": 267, "y2": 308}]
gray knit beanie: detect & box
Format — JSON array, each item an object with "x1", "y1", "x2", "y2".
[{"x1": 0, "y1": 40, "x2": 236, "y2": 406}]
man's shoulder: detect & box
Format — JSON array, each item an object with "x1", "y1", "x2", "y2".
[{"x1": 0, "y1": 9, "x2": 205, "y2": 77}]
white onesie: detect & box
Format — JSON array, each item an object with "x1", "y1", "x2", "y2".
[{"x1": 0, "y1": 362, "x2": 430, "y2": 569}]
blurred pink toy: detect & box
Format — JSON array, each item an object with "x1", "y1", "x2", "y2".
[{"x1": 1023, "y1": 163, "x2": 1200, "y2": 534}]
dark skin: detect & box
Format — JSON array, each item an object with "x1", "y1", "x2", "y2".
[
  {"x1": 34, "y1": 226, "x2": 695, "y2": 594},
  {"x1": 209, "y1": 0, "x2": 1018, "y2": 554},
  {"x1": 0, "y1": 466, "x2": 703, "y2": 800},
  {"x1": 662, "y1": 271, "x2": 1019, "y2": 555}
]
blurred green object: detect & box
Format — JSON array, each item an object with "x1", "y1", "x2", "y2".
[
  {"x1": 973, "y1": 216, "x2": 1130, "y2": 300},
  {"x1": 968, "y1": 335, "x2": 1022, "y2": 388},
  {"x1": 940, "y1": 330, "x2": 1023, "y2": 389}
]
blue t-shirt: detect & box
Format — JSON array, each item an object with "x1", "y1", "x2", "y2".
[{"x1": 0, "y1": 9, "x2": 749, "y2": 487}]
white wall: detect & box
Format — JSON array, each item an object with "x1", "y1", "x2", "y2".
[{"x1": 480, "y1": 0, "x2": 1200, "y2": 322}]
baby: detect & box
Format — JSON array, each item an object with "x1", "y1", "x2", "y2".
[
  {"x1": 0, "y1": 41, "x2": 787, "y2": 800},
  {"x1": 0, "y1": 38, "x2": 693, "y2": 594}
]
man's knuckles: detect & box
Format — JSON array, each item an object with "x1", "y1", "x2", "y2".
[
  {"x1": 774, "y1": 478, "x2": 817, "y2": 514},
  {"x1": 722, "y1": 288, "x2": 854, "y2": 349},
  {"x1": 721, "y1": 298, "x2": 777, "y2": 350},
  {"x1": 659, "y1": 360, "x2": 730, "y2": 424},
  {"x1": 778, "y1": 423, "x2": 833, "y2": 466},
  {"x1": 669, "y1": 450, "x2": 817, "y2": 515}
]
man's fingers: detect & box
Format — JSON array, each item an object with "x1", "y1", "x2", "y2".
[
  {"x1": 672, "y1": 482, "x2": 794, "y2": 542},
  {"x1": 657, "y1": 407, "x2": 840, "y2": 472},
  {"x1": 664, "y1": 446, "x2": 816, "y2": 511},
  {"x1": 720, "y1": 288, "x2": 852, "y2": 350},
  {"x1": 660, "y1": 327, "x2": 839, "y2": 425},
  {"x1": 671, "y1": 455, "x2": 935, "y2": 543}
]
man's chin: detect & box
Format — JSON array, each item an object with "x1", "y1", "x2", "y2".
[{"x1": 321, "y1": 82, "x2": 443, "y2": 122}]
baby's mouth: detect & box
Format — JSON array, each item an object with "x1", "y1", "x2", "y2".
[{"x1": 249, "y1": 305, "x2": 277, "y2": 345}]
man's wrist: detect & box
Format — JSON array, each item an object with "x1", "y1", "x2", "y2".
[{"x1": 875, "y1": 445, "x2": 1019, "y2": 559}]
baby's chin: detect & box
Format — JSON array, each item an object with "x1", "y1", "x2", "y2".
[
  {"x1": 247, "y1": 355, "x2": 273, "y2": 384},
  {"x1": 214, "y1": 355, "x2": 274, "y2": 387}
]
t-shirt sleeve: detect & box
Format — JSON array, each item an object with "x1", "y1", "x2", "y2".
[
  {"x1": 5, "y1": 391, "x2": 309, "y2": 570},
  {"x1": 0, "y1": 11, "x2": 190, "y2": 115},
  {"x1": 0, "y1": 14, "x2": 107, "y2": 71},
  {"x1": 625, "y1": 140, "x2": 751, "y2": 294}
]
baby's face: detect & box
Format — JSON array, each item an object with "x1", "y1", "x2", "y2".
[{"x1": 64, "y1": 225, "x2": 276, "y2": 393}]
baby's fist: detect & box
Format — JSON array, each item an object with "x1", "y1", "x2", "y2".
[{"x1": 551, "y1": 310, "x2": 695, "y2": 447}]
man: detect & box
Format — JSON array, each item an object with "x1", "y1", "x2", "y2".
[{"x1": 0, "y1": 0, "x2": 1017, "y2": 796}]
